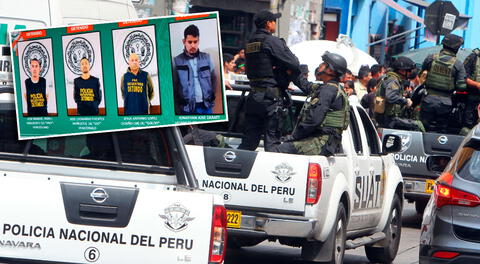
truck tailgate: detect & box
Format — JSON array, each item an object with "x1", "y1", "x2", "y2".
[
  {"x1": 187, "y1": 146, "x2": 309, "y2": 214},
  {"x1": 0, "y1": 170, "x2": 214, "y2": 264}
]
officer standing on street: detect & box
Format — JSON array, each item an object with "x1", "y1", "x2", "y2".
[
  {"x1": 420, "y1": 34, "x2": 467, "y2": 132},
  {"x1": 238, "y1": 9, "x2": 300, "y2": 151},
  {"x1": 462, "y1": 48, "x2": 480, "y2": 129},
  {"x1": 272, "y1": 52, "x2": 348, "y2": 156},
  {"x1": 375, "y1": 56, "x2": 424, "y2": 132}
]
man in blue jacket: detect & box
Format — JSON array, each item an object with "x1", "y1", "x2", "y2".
[{"x1": 173, "y1": 24, "x2": 217, "y2": 115}]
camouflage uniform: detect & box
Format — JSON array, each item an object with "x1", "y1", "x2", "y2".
[
  {"x1": 273, "y1": 80, "x2": 349, "y2": 156},
  {"x1": 375, "y1": 72, "x2": 425, "y2": 132}
]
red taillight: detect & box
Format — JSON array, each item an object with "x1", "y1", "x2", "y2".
[
  {"x1": 432, "y1": 251, "x2": 460, "y2": 259},
  {"x1": 306, "y1": 163, "x2": 322, "y2": 205},
  {"x1": 434, "y1": 173, "x2": 480, "y2": 208},
  {"x1": 209, "y1": 205, "x2": 227, "y2": 263}
]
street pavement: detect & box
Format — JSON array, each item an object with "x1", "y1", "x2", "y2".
[{"x1": 225, "y1": 202, "x2": 423, "y2": 264}]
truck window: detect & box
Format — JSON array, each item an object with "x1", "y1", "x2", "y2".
[
  {"x1": 0, "y1": 111, "x2": 27, "y2": 154},
  {"x1": 349, "y1": 109, "x2": 363, "y2": 155},
  {"x1": 357, "y1": 106, "x2": 380, "y2": 155},
  {"x1": 27, "y1": 129, "x2": 172, "y2": 168},
  {"x1": 116, "y1": 129, "x2": 171, "y2": 167},
  {"x1": 30, "y1": 134, "x2": 115, "y2": 162}
]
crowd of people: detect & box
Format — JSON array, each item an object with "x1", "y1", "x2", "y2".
[{"x1": 200, "y1": 9, "x2": 480, "y2": 156}]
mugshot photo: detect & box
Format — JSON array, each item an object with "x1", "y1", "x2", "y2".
[
  {"x1": 112, "y1": 25, "x2": 161, "y2": 116},
  {"x1": 169, "y1": 18, "x2": 224, "y2": 115},
  {"x1": 17, "y1": 38, "x2": 57, "y2": 117},
  {"x1": 62, "y1": 32, "x2": 106, "y2": 116}
]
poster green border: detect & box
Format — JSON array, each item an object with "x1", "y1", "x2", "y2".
[{"x1": 10, "y1": 12, "x2": 227, "y2": 140}]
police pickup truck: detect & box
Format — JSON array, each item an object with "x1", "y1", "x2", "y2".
[
  {"x1": 0, "y1": 1, "x2": 227, "y2": 261},
  {"x1": 379, "y1": 128, "x2": 464, "y2": 213},
  {"x1": 0, "y1": 85, "x2": 227, "y2": 264},
  {"x1": 186, "y1": 87, "x2": 404, "y2": 263}
]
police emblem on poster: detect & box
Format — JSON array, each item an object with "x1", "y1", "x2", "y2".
[
  {"x1": 272, "y1": 162, "x2": 295, "y2": 183},
  {"x1": 159, "y1": 203, "x2": 195, "y2": 232},
  {"x1": 122, "y1": 30, "x2": 153, "y2": 69},
  {"x1": 65, "y1": 37, "x2": 95, "y2": 75},
  {"x1": 22, "y1": 41, "x2": 49, "y2": 78}
]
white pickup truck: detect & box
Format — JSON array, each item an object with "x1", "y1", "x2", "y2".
[
  {"x1": 186, "y1": 89, "x2": 405, "y2": 263},
  {"x1": 0, "y1": 2, "x2": 227, "y2": 263}
]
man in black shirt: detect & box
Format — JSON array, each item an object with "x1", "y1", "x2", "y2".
[
  {"x1": 238, "y1": 10, "x2": 300, "y2": 151},
  {"x1": 24, "y1": 58, "x2": 48, "y2": 116},
  {"x1": 74, "y1": 58, "x2": 102, "y2": 116}
]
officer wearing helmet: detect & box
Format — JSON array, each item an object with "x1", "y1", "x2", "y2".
[
  {"x1": 421, "y1": 33, "x2": 467, "y2": 132},
  {"x1": 238, "y1": 9, "x2": 300, "y2": 151},
  {"x1": 272, "y1": 51, "x2": 349, "y2": 156},
  {"x1": 375, "y1": 56, "x2": 424, "y2": 131}
]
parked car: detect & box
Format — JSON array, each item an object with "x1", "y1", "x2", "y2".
[{"x1": 420, "y1": 124, "x2": 480, "y2": 263}]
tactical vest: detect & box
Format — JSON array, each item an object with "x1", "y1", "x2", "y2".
[
  {"x1": 301, "y1": 83, "x2": 349, "y2": 130},
  {"x1": 376, "y1": 72, "x2": 403, "y2": 117},
  {"x1": 425, "y1": 53, "x2": 455, "y2": 95},
  {"x1": 245, "y1": 32, "x2": 274, "y2": 79}
]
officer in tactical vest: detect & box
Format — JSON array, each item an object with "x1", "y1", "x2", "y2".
[
  {"x1": 272, "y1": 52, "x2": 349, "y2": 156},
  {"x1": 375, "y1": 56, "x2": 425, "y2": 132},
  {"x1": 462, "y1": 48, "x2": 480, "y2": 129},
  {"x1": 421, "y1": 34, "x2": 467, "y2": 132},
  {"x1": 238, "y1": 10, "x2": 300, "y2": 151}
]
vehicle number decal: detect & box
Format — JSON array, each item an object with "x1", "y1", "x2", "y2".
[
  {"x1": 226, "y1": 210, "x2": 242, "y2": 228},
  {"x1": 84, "y1": 247, "x2": 100, "y2": 262}
]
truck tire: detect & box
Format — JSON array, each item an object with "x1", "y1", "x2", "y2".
[
  {"x1": 301, "y1": 203, "x2": 346, "y2": 263},
  {"x1": 415, "y1": 200, "x2": 428, "y2": 214},
  {"x1": 331, "y1": 203, "x2": 347, "y2": 264},
  {"x1": 365, "y1": 194, "x2": 402, "y2": 264}
]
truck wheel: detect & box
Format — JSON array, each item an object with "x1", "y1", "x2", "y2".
[
  {"x1": 365, "y1": 194, "x2": 402, "y2": 264},
  {"x1": 332, "y1": 203, "x2": 347, "y2": 264},
  {"x1": 415, "y1": 200, "x2": 428, "y2": 214}
]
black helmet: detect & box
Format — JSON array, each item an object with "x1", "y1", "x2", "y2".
[
  {"x1": 442, "y1": 34, "x2": 463, "y2": 51},
  {"x1": 321, "y1": 51, "x2": 347, "y2": 76},
  {"x1": 391, "y1": 56, "x2": 416, "y2": 70}
]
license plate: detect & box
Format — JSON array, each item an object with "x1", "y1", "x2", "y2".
[
  {"x1": 425, "y1": 179, "x2": 435, "y2": 194},
  {"x1": 226, "y1": 210, "x2": 242, "y2": 228}
]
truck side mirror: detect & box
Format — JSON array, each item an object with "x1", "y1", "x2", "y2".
[
  {"x1": 382, "y1": 134, "x2": 401, "y2": 154},
  {"x1": 426, "y1": 155, "x2": 451, "y2": 173}
]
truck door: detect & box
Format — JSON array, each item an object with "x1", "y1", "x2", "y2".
[{"x1": 348, "y1": 107, "x2": 383, "y2": 230}]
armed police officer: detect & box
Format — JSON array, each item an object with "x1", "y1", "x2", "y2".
[
  {"x1": 238, "y1": 10, "x2": 300, "y2": 151},
  {"x1": 375, "y1": 56, "x2": 424, "y2": 132},
  {"x1": 272, "y1": 52, "x2": 348, "y2": 156},
  {"x1": 462, "y1": 47, "x2": 480, "y2": 129},
  {"x1": 420, "y1": 34, "x2": 467, "y2": 132}
]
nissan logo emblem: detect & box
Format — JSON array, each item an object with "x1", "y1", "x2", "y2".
[
  {"x1": 90, "y1": 188, "x2": 109, "y2": 204},
  {"x1": 437, "y1": 135, "x2": 448, "y2": 145},
  {"x1": 223, "y1": 151, "x2": 236, "y2": 162}
]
